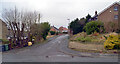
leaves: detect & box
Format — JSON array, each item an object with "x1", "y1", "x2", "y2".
[
  {"x1": 31, "y1": 22, "x2": 50, "y2": 41},
  {"x1": 84, "y1": 21, "x2": 104, "y2": 35},
  {"x1": 104, "y1": 35, "x2": 120, "y2": 50}
]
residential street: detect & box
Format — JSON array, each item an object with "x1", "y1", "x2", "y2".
[{"x1": 2, "y1": 35, "x2": 118, "y2": 62}]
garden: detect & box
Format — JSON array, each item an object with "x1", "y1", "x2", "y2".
[
  {"x1": 69, "y1": 19, "x2": 120, "y2": 54},
  {"x1": 0, "y1": 8, "x2": 51, "y2": 52},
  {"x1": 69, "y1": 32, "x2": 120, "y2": 53}
]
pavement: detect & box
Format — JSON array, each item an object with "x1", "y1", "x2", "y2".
[{"x1": 2, "y1": 34, "x2": 119, "y2": 62}]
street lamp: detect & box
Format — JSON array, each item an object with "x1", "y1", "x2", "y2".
[{"x1": 67, "y1": 19, "x2": 70, "y2": 35}]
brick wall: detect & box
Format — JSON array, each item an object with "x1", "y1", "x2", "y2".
[
  {"x1": 0, "y1": 20, "x2": 2, "y2": 39},
  {"x1": 2, "y1": 22, "x2": 8, "y2": 39},
  {"x1": 0, "y1": 19, "x2": 8, "y2": 39},
  {"x1": 118, "y1": 4, "x2": 120, "y2": 32},
  {"x1": 98, "y1": 3, "x2": 119, "y2": 32}
]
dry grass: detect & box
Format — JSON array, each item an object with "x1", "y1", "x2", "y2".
[
  {"x1": 69, "y1": 41, "x2": 118, "y2": 54},
  {"x1": 69, "y1": 42, "x2": 104, "y2": 51},
  {"x1": 46, "y1": 35, "x2": 55, "y2": 39},
  {"x1": 69, "y1": 32, "x2": 119, "y2": 53}
]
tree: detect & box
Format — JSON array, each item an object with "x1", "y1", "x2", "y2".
[
  {"x1": 69, "y1": 18, "x2": 86, "y2": 34},
  {"x1": 31, "y1": 22, "x2": 50, "y2": 41},
  {"x1": 23, "y1": 11, "x2": 41, "y2": 42},
  {"x1": 68, "y1": 14, "x2": 92, "y2": 35},
  {"x1": 83, "y1": 21, "x2": 105, "y2": 35},
  {"x1": 85, "y1": 14, "x2": 91, "y2": 23},
  {"x1": 69, "y1": 18, "x2": 81, "y2": 34},
  {"x1": 2, "y1": 7, "x2": 41, "y2": 47},
  {"x1": 40, "y1": 22, "x2": 50, "y2": 40}
]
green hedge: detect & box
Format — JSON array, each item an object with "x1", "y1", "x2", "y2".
[
  {"x1": 50, "y1": 31, "x2": 56, "y2": 35},
  {"x1": 0, "y1": 39, "x2": 9, "y2": 44}
]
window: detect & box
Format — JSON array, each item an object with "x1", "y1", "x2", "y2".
[
  {"x1": 114, "y1": 6, "x2": 118, "y2": 11},
  {"x1": 114, "y1": 15, "x2": 118, "y2": 19}
]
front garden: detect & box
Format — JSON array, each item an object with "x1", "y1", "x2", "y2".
[
  {"x1": 0, "y1": 34, "x2": 56, "y2": 52},
  {"x1": 69, "y1": 32, "x2": 120, "y2": 54},
  {"x1": 69, "y1": 19, "x2": 120, "y2": 54}
]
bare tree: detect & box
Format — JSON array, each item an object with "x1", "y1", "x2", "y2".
[
  {"x1": 22, "y1": 11, "x2": 41, "y2": 42},
  {"x1": 2, "y1": 7, "x2": 41, "y2": 47}
]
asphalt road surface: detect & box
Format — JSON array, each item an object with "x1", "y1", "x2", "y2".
[{"x1": 2, "y1": 34, "x2": 118, "y2": 62}]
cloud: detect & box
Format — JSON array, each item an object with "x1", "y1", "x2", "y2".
[{"x1": 0, "y1": 0, "x2": 119, "y2": 28}]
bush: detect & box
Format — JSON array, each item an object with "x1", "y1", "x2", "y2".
[
  {"x1": 104, "y1": 35, "x2": 120, "y2": 50},
  {"x1": 41, "y1": 22, "x2": 51, "y2": 40},
  {"x1": 0, "y1": 39, "x2": 9, "y2": 44},
  {"x1": 56, "y1": 32, "x2": 59, "y2": 35},
  {"x1": 50, "y1": 31, "x2": 56, "y2": 35},
  {"x1": 31, "y1": 22, "x2": 50, "y2": 40},
  {"x1": 76, "y1": 36, "x2": 91, "y2": 42},
  {"x1": 84, "y1": 21, "x2": 104, "y2": 35}
]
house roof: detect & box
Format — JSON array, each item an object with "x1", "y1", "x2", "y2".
[
  {"x1": 59, "y1": 26, "x2": 68, "y2": 30},
  {"x1": 97, "y1": 2, "x2": 120, "y2": 16},
  {"x1": 0, "y1": 19, "x2": 6, "y2": 25},
  {"x1": 51, "y1": 26, "x2": 59, "y2": 30}
]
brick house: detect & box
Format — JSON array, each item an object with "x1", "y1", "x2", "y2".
[
  {"x1": 0, "y1": 19, "x2": 8, "y2": 39},
  {"x1": 59, "y1": 26, "x2": 68, "y2": 33},
  {"x1": 50, "y1": 26, "x2": 59, "y2": 32},
  {"x1": 91, "y1": 2, "x2": 120, "y2": 32}
]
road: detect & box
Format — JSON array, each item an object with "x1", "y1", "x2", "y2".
[{"x1": 2, "y1": 34, "x2": 118, "y2": 62}]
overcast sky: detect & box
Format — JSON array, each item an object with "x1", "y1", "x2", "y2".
[{"x1": 0, "y1": 0, "x2": 119, "y2": 28}]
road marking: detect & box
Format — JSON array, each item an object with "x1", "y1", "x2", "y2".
[{"x1": 55, "y1": 55, "x2": 69, "y2": 57}]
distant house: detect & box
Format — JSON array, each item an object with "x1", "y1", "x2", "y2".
[
  {"x1": 59, "y1": 26, "x2": 68, "y2": 33},
  {"x1": 50, "y1": 26, "x2": 59, "y2": 32},
  {"x1": 90, "y1": 2, "x2": 120, "y2": 32},
  {"x1": 0, "y1": 19, "x2": 8, "y2": 39}
]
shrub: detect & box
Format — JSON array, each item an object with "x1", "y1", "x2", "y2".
[
  {"x1": 50, "y1": 31, "x2": 56, "y2": 35},
  {"x1": 76, "y1": 36, "x2": 91, "y2": 42},
  {"x1": 56, "y1": 32, "x2": 59, "y2": 35},
  {"x1": 31, "y1": 22, "x2": 50, "y2": 40},
  {"x1": 0, "y1": 39, "x2": 9, "y2": 44},
  {"x1": 84, "y1": 21, "x2": 104, "y2": 35},
  {"x1": 104, "y1": 35, "x2": 120, "y2": 50}
]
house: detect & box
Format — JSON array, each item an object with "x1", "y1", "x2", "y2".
[
  {"x1": 59, "y1": 26, "x2": 68, "y2": 33},
  {"x1": 50, "y1": 26, "x2": 59, "y2": 32},
  {"x1": 0, "y1": 19, "x2": 8, "y2": 39},
  {"x1": 91, "y1": 2, "x2": 120, "y2": 32}
]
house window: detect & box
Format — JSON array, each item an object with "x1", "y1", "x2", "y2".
[
  {"x1": 114, "y1": 6, "x2": 118, "y2": 11},
  {"x1": 114, "y1": 15, "x2": 118, "y2": 19}
]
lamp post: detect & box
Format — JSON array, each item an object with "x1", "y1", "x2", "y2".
[{"x1": 67, "y1": 19, "x2": 70, "y2": 35}]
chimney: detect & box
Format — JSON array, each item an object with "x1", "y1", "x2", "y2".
[{"x1": 95, "y1": 11, "x2": 97, "y2": 16}]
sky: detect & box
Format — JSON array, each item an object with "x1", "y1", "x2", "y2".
[{"x1": 0, "y1": 0, "x2": 119, "y2": 28}]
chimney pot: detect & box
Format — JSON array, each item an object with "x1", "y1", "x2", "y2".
[{"x1": 95, "y1": 11, "x2": 97, "y2": 15}]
